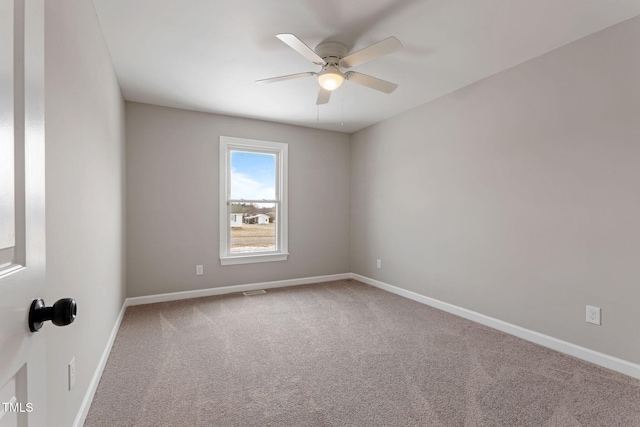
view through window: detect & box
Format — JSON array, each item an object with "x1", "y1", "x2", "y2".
[{"x1": 229, "y1": 150, "x2": 277, "y2": 253}]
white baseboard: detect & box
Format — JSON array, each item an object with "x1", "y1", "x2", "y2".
[
  {"x1": 125, "y1": 273, "x2": 352, "y2": 307},
  {"x1": 352, "y1": 273, "x2": 640, "y2": 380},
  {"x1": 73, "y1": 301, "x2": 127, "y2": 427}
]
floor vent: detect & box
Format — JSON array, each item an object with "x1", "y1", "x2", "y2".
[{"x1": 243, "y1": 290, "x2": 266, "y2": 296}]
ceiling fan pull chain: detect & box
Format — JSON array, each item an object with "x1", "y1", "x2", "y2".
[{"x1": 341, "y1": 85, "x2": 344, "y2": 126}]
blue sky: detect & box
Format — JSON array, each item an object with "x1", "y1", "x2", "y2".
[{"x1": 230, "y1": 151, "x2": 276, "y2": 200}]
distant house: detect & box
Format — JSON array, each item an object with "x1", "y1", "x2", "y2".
[
  {"x1": 230, "y1": 214, "x2": 243, "y2": 228},
  {"x1": 245, "y1": 214, "x2": 270, "y2": 225}
]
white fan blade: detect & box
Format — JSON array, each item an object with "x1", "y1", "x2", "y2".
[
  {"x1": 341, "y1": 36, "x2": 403, "y2": 68},
  {"x1": 316, "y1": 88, "x2": 331, "y2": 105},
  {"x1": 346, "y1": 72, "x2": 398, "y2": 93},
  {"x1": 255, "y1": 72, "x2": 315, "y2": 85},
  {"x1": 276, "y1": 34, "x2": 326, "y2": 65}
]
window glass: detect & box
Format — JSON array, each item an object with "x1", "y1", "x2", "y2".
[
  {"x1": 230, "y1": 151, "x2": 276, "y2": 200},
  {"x1": 230, "y1": 202, "x2": 276, "y2": 254}
]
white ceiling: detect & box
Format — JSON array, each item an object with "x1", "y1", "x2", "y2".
[{"x1": 92, "y1": 0, "x2": 640, "y2": 133}]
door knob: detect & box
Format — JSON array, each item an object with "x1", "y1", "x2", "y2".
[{"x1": 29, "y1": 298, "x2": 77, "y2": 332}]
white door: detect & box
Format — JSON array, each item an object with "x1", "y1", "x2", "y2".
[{"x1": 0, "y1": 0, "x2": 46, "y2": 426}]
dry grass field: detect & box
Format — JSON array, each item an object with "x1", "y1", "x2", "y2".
[
  {"x1": 231, "y1": 223, "x2": 275, "y2": 250},
  {"x1": 231, "y1": 223, "x2": 275, "y2": 237}
]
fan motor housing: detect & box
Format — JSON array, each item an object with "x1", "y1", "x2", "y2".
[{"x1": 315, "y1": 41, "x2": 348, "y2": 65}]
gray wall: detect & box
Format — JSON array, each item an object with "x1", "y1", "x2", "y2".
[
  {"x1": 351, "y1": 16, "x2": 640, "y2": 364},
  {"x1": 45, "y1": 0, "x2": 126, "y2": 426},
  {"x1": 126, "y1": 102, "x2": 351, "y2": 297}
]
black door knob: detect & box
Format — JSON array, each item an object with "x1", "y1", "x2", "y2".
[{"x1": 29, "y1": 298, "x2": 77, "y2": 332}]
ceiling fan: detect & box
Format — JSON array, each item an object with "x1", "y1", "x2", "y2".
[{"x1": 256, "y1": 33, "x2": 403, "y2": 105}]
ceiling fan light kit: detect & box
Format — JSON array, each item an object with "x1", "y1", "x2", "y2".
[
  {"x1": 257, "y1": 33, "x2": 402, "y2": 105},
  {"x1": 317, "y1": 65, "x2": 344, "y2": 91}
]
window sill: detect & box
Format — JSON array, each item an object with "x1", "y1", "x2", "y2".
[{"x1": 220, "y1": 252, "x2": 289, "y2": 266}]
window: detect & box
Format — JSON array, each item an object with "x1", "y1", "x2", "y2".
[{"x1": 219, "y1": 136, "x2": 288, "y2": 265}]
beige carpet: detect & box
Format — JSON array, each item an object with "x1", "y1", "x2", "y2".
[{"x1": 84, "y1": 279, "x2": 640, "y2": 426}]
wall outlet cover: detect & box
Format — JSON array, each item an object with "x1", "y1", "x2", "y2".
[{"x1": 586, "y1": 305, "x2": 601, "y2": 325}]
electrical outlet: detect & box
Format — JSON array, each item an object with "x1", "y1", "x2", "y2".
[
  {"x1": 196, "y1": 265, "x2": 203, "y2": 276},
  {"x1": 376, "y1": 259, "x2": 381, "y2": 269},
  {"x1": 586, "y1": 306, "x2": 601, "y2": 325},
  {"x1": 68, "y1": 357, "x2": 76, "y2": 390}
]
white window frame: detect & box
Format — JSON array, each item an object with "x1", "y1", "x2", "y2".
[{"x1": 219, "y1": 136, "x2": 288, "y2": 265}]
